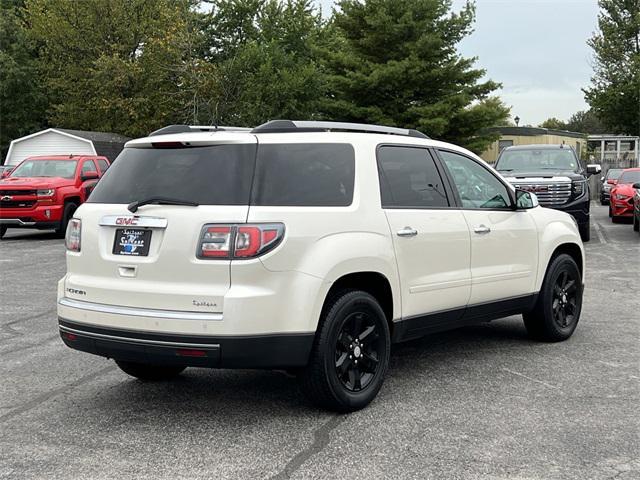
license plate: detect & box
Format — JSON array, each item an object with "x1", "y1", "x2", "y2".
[{"x1": 113, "y1": 228, "x2": 151, "y2": 256}]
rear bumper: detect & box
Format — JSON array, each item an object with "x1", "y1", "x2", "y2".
[{"x1": 59, "y1": 318, "x2": 314, "y2": 369}]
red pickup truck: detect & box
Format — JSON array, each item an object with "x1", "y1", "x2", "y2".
[{"x1": 0, "y1": 155, "x2": 110, "y2": 239}]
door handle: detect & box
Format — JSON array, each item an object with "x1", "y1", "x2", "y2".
[
  {"x1": 474, "y1": 225, "x2": 491, "y2": 234},
  {"x1": 397, "y1": 227, "x2": 418, "y2": 237}
]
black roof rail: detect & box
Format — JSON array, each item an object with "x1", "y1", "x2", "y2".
[
  {"x1": 148, "y1": 125, "x2": 251, "y2": 137},
  {"x1": 251, "y1": 120, "x2": 430, "y2": 139}
]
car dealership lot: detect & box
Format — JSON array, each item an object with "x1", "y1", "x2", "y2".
[{"x1": 0, "y1": 204, "x2": 638, "y2": 480}]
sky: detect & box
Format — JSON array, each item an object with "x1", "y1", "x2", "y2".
[{"x1": 317, "y1": 0, "x2": 601, "y2": 126}]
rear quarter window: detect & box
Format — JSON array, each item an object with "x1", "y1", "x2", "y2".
[{"x1": 251, "y1": 143, "x2": 355, "y2": 206}]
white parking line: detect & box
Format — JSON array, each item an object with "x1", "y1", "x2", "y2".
[{"x1": 592, "y1": 221, "x2": 607, "y2": 244}]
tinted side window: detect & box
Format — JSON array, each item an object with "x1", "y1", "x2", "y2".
[
  {"x1": 252, "y1": 144, "x2": 355, "y2": 206},
  {"x1": 97, "y1": 159, "x2": 109, "y2": 174},
  {"x1": 377, "y1": 146, "x2": 449, "y2": 208},
  {"x1": 81, "y1": 160, "x2": 97, "y2": 175},
  {"x1": 439, "y1": 150, "x2": 511, "y2": 209}
]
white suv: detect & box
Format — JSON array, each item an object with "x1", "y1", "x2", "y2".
[{"x1": 58, "y1": 121, "x2": 585, "y2": 411}]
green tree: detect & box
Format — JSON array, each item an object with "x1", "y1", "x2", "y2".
[
  {"x1": 565, "y1": 110, "x2": 607, "y2": 134},
  {"x1": 584, "y1": 0, "x2": 640, "y2": 135},
  {"x1": 0, "y1": 0, "x2": 47, "y2": 160},
  {"x1": 25, "y1": 0, "x2": 196, "y2": 138},
  {"x1": 321, "y1": 0, "x2": 509, "y2": 153},
  {"x1": 539, "y1": 117, "x2": 568, "y2": 130},
  {"x1": 201, "y1": 0, "x2": 329, "y2": 126}
]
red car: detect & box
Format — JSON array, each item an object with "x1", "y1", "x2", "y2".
[
  {"x1": 609, "y1": 167, "x2": 640, "y2": 222},
  {"x1": 0, "y1": 155, "x2": 109, "y2": 239}
]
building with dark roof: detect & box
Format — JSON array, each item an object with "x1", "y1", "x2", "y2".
[{"x1": 3, "y1": 128, "x2": 130, "y2": 166}]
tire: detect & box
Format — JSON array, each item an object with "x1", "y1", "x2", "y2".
[
  {"x1": 633, "y1": 214, "x2": 639, "y2": 232},
  {"x1": 578, "y1": 221, "x2": 590, "y2": 242},
  {"x1": 300, "y1": 290, "x2": 391, "y2": 412},
  {"x1": 523, "y1": 254, "x2": 583, "y2": 342},
  {"x1": 55, "y1": 202, "x2": 77, "y2": 237},
  {"x1": 0, "y1": 226, "x2": 6, "y2": 240},
  {"x1": 608, "y1": 205, "x2": 612, "y2": 218},
  {"x1": 115, "y1": 361, "x2": 186, "y2": 381}
]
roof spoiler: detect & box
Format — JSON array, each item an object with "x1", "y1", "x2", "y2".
[{"x1": 148, "y1": 125, "x2": 251, "y2": 137}]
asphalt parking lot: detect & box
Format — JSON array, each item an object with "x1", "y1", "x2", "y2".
[{"x1": 0, "y1": 203, "x2": 638, "y2": 480}]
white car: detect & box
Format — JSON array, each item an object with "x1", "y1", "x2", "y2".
[{"x1": 58, "y1": 121, "x2": 585, "y2": 411}]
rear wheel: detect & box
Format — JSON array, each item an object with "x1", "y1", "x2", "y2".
[
  {"x1": 115, "y1": 361, "x2": 186, "y2": 381},
  {"x1": 634, "y1": 214, "x2": 639, "y2": 232},
  {"x1": 300, "y1": 290, "x2": 390, "y2": 412},
  {"x1": 0, "y1": 226, "x2": 6, "y2": 239},
  {"x1": 55, "y1": 202, "x2": 77, "y2": 237},
  {"x1": 523, "y1": 254, "x2": 582, "y2": 342},
  {"x1": 608, "y1": 205, "x2": 613, "y2": 218}
]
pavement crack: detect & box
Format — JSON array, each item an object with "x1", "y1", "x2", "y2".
[
  {"x1": 0, "y1": 364, "x2": 116, "y2": 423},
  {"x1": 269, "y1": 415, "x2": 345, "y2": 480},
  {"x1": 0, "y1": 333, "x2": 60, "y2": 356},
  {"x1": 502, "y1": 367, "x2": 559, "y2": 389}
]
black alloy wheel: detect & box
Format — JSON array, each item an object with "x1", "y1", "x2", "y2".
[
  {"x1": 523, "y1": 253, "x2": 582, "y2": 342},
  {"x1": 300, "y1": 290, "x2": 390, "y2": 412},
  {"x1": 551, "y1": 270, "x2": 578, "y2": 329},
  {"x1": 335, "y1": 312, "x2": 383, "y2": 392}
]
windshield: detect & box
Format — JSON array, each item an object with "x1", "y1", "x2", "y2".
[
  {"x1": 606, "y1": 169, "x2": 623, "y2": 180},
  {"x1": 497, "y1": 149, "x2": 578, "y2": 172},
  {"x1": 88, "y1": 145, "x2": 257, "y2": 205},
  {"x1": 618, "y1": 171, "x2": 640, "y2": 185},
  {"x1": 10, "y1": 160, "x2": 78, "y2": 179}
]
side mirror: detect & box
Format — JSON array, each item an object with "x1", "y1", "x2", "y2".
[
  {"x1": 515, "y1": 189, "x2": 539, "y2": 209},
  {"x1": 600, "y1": 176, "x2": 605, "y2": 182},
  {"x1": 586, "y1": 164, "x2": 602, "y2": 176},
  {"x1": 81, "y1": 171, "x2": 99, "y2": 182},
  {"x1": 633, "y1": 183, "x2": 640, "y2": 189}
]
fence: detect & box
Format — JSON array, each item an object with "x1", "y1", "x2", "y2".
[{"x1": 588, "y1": 157, "x2": 638, "y2": 200}]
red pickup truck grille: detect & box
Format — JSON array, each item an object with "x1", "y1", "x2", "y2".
[
  {"x1": 0, "y1": 200, "x2": 36, "y2": 208},
  {"x1": 0, "y1": 189, "x2": 38, "y2": 196}
]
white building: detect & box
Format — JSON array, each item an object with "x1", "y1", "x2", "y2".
[
  {"x1": 587, "y1": 135, "x2": 639, "y2": 168},
  {"x1": 3, "y1": 128, "x2": 130, "y2": 166}
]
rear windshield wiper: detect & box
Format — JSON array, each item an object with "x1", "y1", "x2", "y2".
[{"x1": 127, "y1": 196, "x2": 199, "y2": 213}]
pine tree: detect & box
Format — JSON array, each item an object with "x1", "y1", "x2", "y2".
[{"x1": 321, "y1": 0, "x2": 509, "y2": 153}]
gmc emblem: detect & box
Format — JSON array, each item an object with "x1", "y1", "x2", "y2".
[
  {"x1": 518, "y1": 185, "x2": 548, "y2": 193},
  {"x1": 115, "y1": 217, "x2": 139, "y2": 226}
]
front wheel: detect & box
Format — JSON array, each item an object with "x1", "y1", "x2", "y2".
[
  {"x1": 55, "y1": 202, "x2": 77, "y2": 237},
  {"x1": 0, "y1": 226, "x2": 6, "y2": 239},
  {"x1": 300, "y1": 290, "x2": 391, "y2": 412},
  {"x1": 578, "y1": 221, "x2": 590, "y2": 242},
  {"x1": 116, "y1": 361, "x2": 186, "y2": 381},
  {"x1": 633, "y1": 215, "x2": 639, "y2": 232},
  {"x1": 523, "y1": 254, "x2": 583, "y2": 342}
]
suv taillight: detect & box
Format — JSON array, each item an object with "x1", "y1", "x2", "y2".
[
  {"x1": 198, "y1": 223, "x2": 284, "y2": 259},
  {"x1": 65, "y1": 218, "x2": 81, "y2": 252}
]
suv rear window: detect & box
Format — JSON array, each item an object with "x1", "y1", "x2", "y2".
[
  {"x1": 252, "y1": 143, "x2": 355, "y2": 206},
  {"x1": 88, "y1": 145, "x2": 257, "y2": 205}
]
